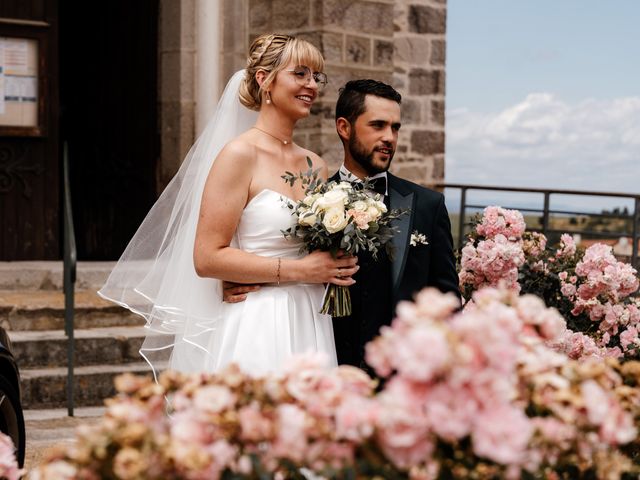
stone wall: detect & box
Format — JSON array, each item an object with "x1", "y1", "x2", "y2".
[{"x1": 158, "y1": 0, "x2": 447, "y2": 188}]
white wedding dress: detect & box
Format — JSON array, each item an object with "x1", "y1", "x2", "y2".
[{"x1": 168, "y1": 188, "x2": 337, "y2": 375}]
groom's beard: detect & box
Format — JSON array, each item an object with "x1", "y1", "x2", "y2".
[{"x1": 348, "y1": 131, "x2": 394, "y2": 176}]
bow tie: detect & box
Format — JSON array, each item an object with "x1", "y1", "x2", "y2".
[{"x1": 368, "y1": 176, "x2": 387, "y2": 196}]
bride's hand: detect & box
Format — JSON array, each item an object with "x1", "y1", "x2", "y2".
[{"x1": 297, "y1": 251, "x2": 359, "y2": 286}]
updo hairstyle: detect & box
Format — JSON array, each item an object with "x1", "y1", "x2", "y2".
[{"x1": 239, "y1": 33, "x2": 325, "y2": 111}]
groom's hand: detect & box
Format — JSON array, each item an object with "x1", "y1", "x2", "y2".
[{"x1": 222, "y1": 281, "x2": 261, "y2": 303}]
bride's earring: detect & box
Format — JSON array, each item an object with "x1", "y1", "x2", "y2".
[{"x1": 265, "y1": 91, "x2": 272, "y2": 105}]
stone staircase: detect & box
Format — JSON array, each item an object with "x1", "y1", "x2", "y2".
[{"x1": 0, "y1": 262, "x2": 155, "y2": 409}]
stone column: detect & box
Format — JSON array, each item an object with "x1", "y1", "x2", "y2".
[
  {"x1": 392, "y1": 0, "x2": 447, "y2": 186},
  {"x1": 195, "y1": 0, "x2": 222, "y2": 136},
  {"x1": 157, "y1": 0, "x2": 197, "y2": 191}
]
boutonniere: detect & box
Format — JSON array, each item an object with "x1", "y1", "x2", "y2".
[{"x1": 410, "y1": 230, "x2": 429, "y2": 247}]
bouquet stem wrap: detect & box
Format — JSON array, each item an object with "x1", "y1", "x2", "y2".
[{"x1": 321, "y1": 283, "x2": 352, "y2": 317}]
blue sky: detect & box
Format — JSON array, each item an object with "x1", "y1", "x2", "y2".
[{"x1": 444, "y1": 0, "x2": 640, "y2": 212}]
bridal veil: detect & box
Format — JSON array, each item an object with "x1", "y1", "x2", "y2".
[{"x1": 98, "y1": 70, "x2": 258, "y2": 379}]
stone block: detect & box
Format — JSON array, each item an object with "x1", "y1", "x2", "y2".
[
  {"x1": 408, "y1": 5, "x2": 446, "y2": 34},
  {"x1": 432, "y1": 154, "x2": 445, "y2": 181},
  {"x1": 324, "y1": 66, "x2": 393, "y2": 100},
  {"x1": 430, "y1": 99, "x2": 445, "y2": 126},
  {"x1": 394, "y1": 36, "x2": 430, "y2": 65},
  {"x1": 408, "y1": 68, "x2": 444, "y2": 95},
  {"x1": 374, "y1": 40, "x2": 394, "y2": 67},
  {"x1": 392, "y1": 163, "x2": 431, "y2": 185},
  {"x1": 402, "y1": 98, "x2": 422, "y2": 124},
  {"x1": 321, "y1": 0, "x2": 394, "y2": 36},
  {"x1": 411, "y1": 130, "x2": 445, "y2": 155},
  {"x1": 273, "y1": 0, "x2": 310, "y2": 29},
  {"x1": 321, "y1": 32, "x2": 343, "y2": 63},
  {"x1": 346, "y1": 35, "x2": 371, "y2": 65},
  {"x1": 249, "y1": 0, "x2": 272, "y2": 30},
  {"x1": 430, "y1": 39, "x2": 446, "y2": 65}
]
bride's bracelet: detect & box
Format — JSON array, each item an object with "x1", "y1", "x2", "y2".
[{"x1": 276, "y1": 258, "x2": 281, "y2": 285}]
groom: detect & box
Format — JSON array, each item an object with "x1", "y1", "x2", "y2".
[{"x1": 329, "y1": 79, "x2": 460, "y2": 369}]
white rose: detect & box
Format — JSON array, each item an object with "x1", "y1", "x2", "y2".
[
  {"x1": 299, "y1": 211, "x2": 317, "y2": 226},
  {"x1": 351, "y1": 200, "x2": 368, "y2": 212},
  {"x1": 366, "y1": 206, "x2": 382, "y2": 221},
  {"x1": 303, "y1": 194, "x2": 318, "y2": 207},
  {"x1": 322, "y1": 207, "x2": 349, "y2": 233},
  {"x1": 334, "y1": 181, "x2": 354, "y2": 191},
  {"x1": 313, "y1": 189, "x2": 348, "y2": 211}
]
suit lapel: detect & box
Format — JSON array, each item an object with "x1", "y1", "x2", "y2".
[{"x1": 389, "y1": 175, "x2": 414, "y2": 292}]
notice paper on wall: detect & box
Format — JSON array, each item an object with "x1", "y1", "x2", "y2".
[{"x1": 0, "y1": 37, "x2": 38, "y2": 127}]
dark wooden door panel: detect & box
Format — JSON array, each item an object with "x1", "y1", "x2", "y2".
[
  {"x1": 60, "y1": 0, "x2": 159, "y2": 260},
  {"x1": 0, "y1": 0, "x2": 59, "y2": 260}
]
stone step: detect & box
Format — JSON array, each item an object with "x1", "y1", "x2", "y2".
[
  {"x1": 9, "y1": 326, "x2": 149, "y2": 368},
  {"x1": 0, "y1": 289, "x2": 143, "y2": 331},
  {"x1": 24, "y1": 407, "x2": 105, "y2": 470},
  {"x1": 19, "y1": 362, "x2": 159, "y2": 409},
  {"x1": 0, "y1": 261, "x2": 115, "y2": 291}
]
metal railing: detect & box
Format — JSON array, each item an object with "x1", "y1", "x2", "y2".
[
  {"x1": 435, "y1": 183, "x2": 640, "y2": 268},
  {"x1": 63, "y1": 142, "x2": 76, "y2": 416}
]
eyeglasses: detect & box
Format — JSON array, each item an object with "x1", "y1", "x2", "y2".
[{"x1": 286, "y1": 66, "x2": 328, "y2": 89}]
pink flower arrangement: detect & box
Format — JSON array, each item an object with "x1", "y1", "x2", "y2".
[
  {"x1": 0, "y1": 433, "x2": 23, "y2": 480},
  {"x1": 460, "y1": 205, "x2": 640, "y2": 361},
  {"x1": 32, "y1": 287, "x2": 640, "y2": 479}
]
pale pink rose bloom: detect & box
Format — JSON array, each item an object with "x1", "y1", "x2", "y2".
[
  {"x1": 394, "y1": 324, "x2": 451, "y2": 382},
  {"x1": 423, "y1": 383, "x2": 478, "y2": 441},
  {"x1": 272, "y1": 404, "x2": 309, "y2": 462},
  {"x1": 472, "y1": 405, "x2": 533, "y2": 465},
  {"x1": 193, "y1": 385, "x2": 237, "y2": 414},
  {"x1": 204, "y1": 439, "x2": 238, "y2": 477},
  {"x1": 335, "y1": 396, "x2": 379, "y2": 442},
  {"x1": 29, "y1": 460, "x2": 77, "y2": 480},
  {"x1": 347, "y1": 208, "x2": 372, "y2": 230},
  {"x1": 238, "y1": 402, "x2": 273, "y2": 441},
  {"x1": 560, "y1": 282, "x2": 576, "y2": 298},
  {"x1": 581, "y1": 380, "x2": 610, "y2": 424},
  {"x1": 621, "y1": 326, "x2": 640, "y2": 351},
  {"x1": 600, "y1": 404, "x2": 637, "y2": 445},
  {"x1": 412, "y1": 288, "x2": 461, "y2": 320},
  {"x1": 364, "y1": 326, "x2": 395, "y2": 377},
  {"x1": 374, "y1": 388, "x2": 431, "y2": 465},
  {"x1": 556, "y1": 233, "x2": 576, "y2": 257},
  {"x1": 0, "y1": 433, "x2": 24, "y2": 480},
  {"x1": 334, "y1": 365, "x2": 376, "y2": 396},
  {"x1": 558, "y1": 271, "x2": 568, "y2": 281},
  {"x1": 171, "y1": 411, "x2": 211, "y2": 445}
]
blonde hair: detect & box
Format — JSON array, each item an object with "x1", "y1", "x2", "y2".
[{"x1": 239, "y1": 33, "x2": 325, "y2": 111}]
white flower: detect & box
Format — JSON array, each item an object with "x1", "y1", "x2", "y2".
[
  {"x1": 333, "y1": 181, "x2": 354, "y2": 191},
  {"x1": 299, "y1": 211, "x2": 317, "y2": 226},
  {"x1": 313, "y1": 189, "x2": 348, "y2": 212},
  {"x1": 351, "y1": 200, "x2": 368, "y2": 212},
  {"x1": 410, "y1": 231, "x2": 429, "y2": 247},
  {"x1": 323, "y1": 207, "x2": 349, "y2": 233}
]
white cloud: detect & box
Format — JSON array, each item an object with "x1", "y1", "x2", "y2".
[{"x1": 446, "y1": 94, "x2": 640, "y2": 197}]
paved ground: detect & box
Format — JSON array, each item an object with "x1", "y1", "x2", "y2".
[{"x1": 23, "y1": 407, "x2": 104, "y2": 472}]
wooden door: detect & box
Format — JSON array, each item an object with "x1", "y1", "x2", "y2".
[
  {"x1": 60, "y1": 0, "x2": 159, "y2": 260},
  {"x1": 0, "y1": 1, "x2": 59, "y2": 260}
]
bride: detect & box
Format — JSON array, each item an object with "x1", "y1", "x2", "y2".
[{"x1": 99, "y1": 34, "x2": 358, "y2": 378}]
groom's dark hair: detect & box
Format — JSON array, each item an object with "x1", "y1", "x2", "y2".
[{"x1": 335, "y1": 79, "x2": 402, "y2": 125}]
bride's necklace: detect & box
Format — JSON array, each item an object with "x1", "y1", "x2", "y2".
[{"x1": 252, "y1": 126, "x2": 292, "y2": 146}]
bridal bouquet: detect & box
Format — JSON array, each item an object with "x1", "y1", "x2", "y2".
[{"x1": 282, "y1": 159, "x2": 407, "y2": 317}]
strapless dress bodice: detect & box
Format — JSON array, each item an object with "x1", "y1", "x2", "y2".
[{"x1": 234, "y1": 189, "x2": 302, "y2": 258}]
